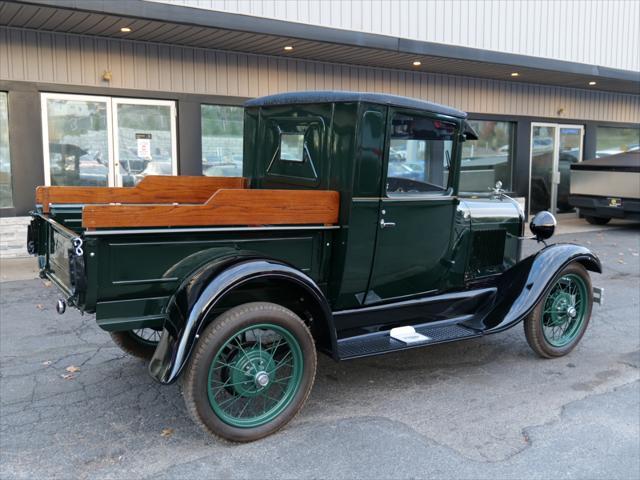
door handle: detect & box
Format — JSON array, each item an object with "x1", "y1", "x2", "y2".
[{"x1": 380, "y1": 218, "x2": 396, "y2": 229}]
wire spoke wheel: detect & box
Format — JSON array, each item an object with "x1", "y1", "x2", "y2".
[
  {"x1": 130, "y1": 328, "x2": 162, "y2": 346},
  {"x1": 207, "y1": 324, "x2": 303, "y2": 428},
  {"x1": 183, "y1": 302, "x2": 316, "y2": 442},
  {"x1": 541, "y1": 274, "x2": 588, "y2": 347},
  {"x1": 525, "y1": 262, "x2": 593, "y2": 358},
  {"x1": 110, "y1": 328, "x2": 161, "y2": 360}
]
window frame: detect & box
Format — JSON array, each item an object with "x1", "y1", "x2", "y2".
[{"x1": 382, "y1": 108, "x2": 460, "y2": 199}]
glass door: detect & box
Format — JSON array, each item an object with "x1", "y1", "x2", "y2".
[
  {"x1": 529, "y1": 123, "x2": 584, "y2": 215},
  {"x1": 41, "y1": 93, "x2": 113, "y2": 187},
  {"x1": 557, "y1": 126, "x2": 584, "y2": 212},
  {"x1": 112, "y1": 99, "x2": 177, "y2": 187},
  {"x1": 42, "y1": 93, "x2": 177, "y2": 187},
  {"x1": 530, "y1": 123, "x2": 558, "y2": 214}
]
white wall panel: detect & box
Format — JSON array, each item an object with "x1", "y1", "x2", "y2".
[
  {"x1": 146, "y1": 0, "x2": 640, "y2": 72},
  {"x1": 0, "y1": 27, "x2": 638, "y2": 123}
]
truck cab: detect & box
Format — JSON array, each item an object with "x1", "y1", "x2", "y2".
[
  {"x1": 244, "y1": 92, "x2": 522, "y2": 310},
  {"x1": 28, "y1": 91, "x2": 601, "y2": 443}
]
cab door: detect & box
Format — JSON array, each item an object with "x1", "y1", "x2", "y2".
[{"x1": 365, "y1": 110, "x2": 460, "y2": 303}]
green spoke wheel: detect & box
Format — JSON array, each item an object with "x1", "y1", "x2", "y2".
[
  {"x1": 207, "y1": 323, "x2": 304, "y2": 428},
  {"x1": 525, "y1": 262, "x2": 593, "y2": 358},
  {"x1": 183, "y1": 302, "x2": 317, "y2": 442}
]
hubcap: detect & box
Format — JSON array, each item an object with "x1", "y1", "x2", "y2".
[
  {"x1": 255, "y1": 371, "x2": 270, "y2": 387},
  {"x1": 541, "y1": 274, "x2": 588, "y2": 347},
  {"x1": 207, "y1": 323, "x2": 304, "y2": 428}
]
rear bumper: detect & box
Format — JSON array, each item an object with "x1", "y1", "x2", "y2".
[{"x1": 569, "y1": 195, "x2": 640, "y2": 221}]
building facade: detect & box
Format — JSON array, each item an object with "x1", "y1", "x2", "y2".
[{"x1": 0, "y1": 0, "x2": 639, "y2": 255}]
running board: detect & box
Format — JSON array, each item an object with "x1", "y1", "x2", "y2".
[{"x1": 336, "y1": 323, "x2": 481, "y2": 360}]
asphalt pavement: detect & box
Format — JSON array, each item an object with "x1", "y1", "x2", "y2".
[{"x1": 1, "y1": 225, "x2": 639, "y2": 479}]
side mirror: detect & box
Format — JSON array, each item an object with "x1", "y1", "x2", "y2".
[{"x1": 529, "y1": 211, "x2": 556, "y2": 241}]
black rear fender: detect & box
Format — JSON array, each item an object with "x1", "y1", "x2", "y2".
[
  {"x1": 475, "y1": 243, "x2": 601, "y2": 332},
  {"x1": 149, "y1": 258, "x2": 334, "y2": 384}
]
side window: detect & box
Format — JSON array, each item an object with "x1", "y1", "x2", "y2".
[{"x1": 386, "y1": 114, "x2": 456, "y2": 196}]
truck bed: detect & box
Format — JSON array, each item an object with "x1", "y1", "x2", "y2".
[{"x1": 29, "y1": 176, "x2": 340, "y2": 331}]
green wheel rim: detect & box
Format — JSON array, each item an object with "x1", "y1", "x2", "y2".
[
  {"x1": 541, "y1": 273, "x2": 588, "y2": 347},
  {"x1": 207, "y1": 323, "x2": 304, "y2": 428}
]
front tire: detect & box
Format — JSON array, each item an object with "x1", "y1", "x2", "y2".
[
  {"x1": 525, "y1": 262, "x2": 593, "y2": 358},
  {"x1": 182, "y1": 302, "x2": 317, "y2": 442},
  {"x1": 585, "y1": 216, "x2": 610, "y2": 225}
]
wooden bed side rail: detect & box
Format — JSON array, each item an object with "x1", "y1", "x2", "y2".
[
  {"x1": 35, "y1": 176, "x2": 247, "y2": 213},
  {"x1": 82, "y1": 189, "x2": 340, "y2": 229}
]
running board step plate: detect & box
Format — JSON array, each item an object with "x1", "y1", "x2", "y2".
[{"x1": 337, "y1": 324, "x2": 480, "y2": 360}]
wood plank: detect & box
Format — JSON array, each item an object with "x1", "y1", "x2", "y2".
[
  {"x1": 36, "y1": 176, "x2": 247, "y2": 212},
  {"x1": 82, "y1": 189, "x2": 340, "y2": 229}
]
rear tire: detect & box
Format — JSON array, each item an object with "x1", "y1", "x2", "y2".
[
  {"x1": 110, "y1": 329, "x2": 161, "y2": 360},
  {"x1": 182, "y1": 302, "x2": 317, "y2": 442},
  {"x1": 585, "y1": 216, "x2": 610, "y2": 225},
  {"x1": 525, "y1": 262, "x2": 593, "y2": 358}
]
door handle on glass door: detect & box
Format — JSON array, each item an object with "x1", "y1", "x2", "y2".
[{"x1": 380, "y1": 219, "x2": 396, "y2": 229}]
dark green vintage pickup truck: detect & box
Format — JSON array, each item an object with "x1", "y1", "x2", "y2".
[{"x1": 28, "y1": 91, "x2": 602, "y2": 442}]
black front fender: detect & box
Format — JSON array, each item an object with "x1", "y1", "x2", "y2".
[
  {"x1": 149, "y1": 258, "x2": 332, "y2": 384},
  {"x1": 476, "y1": 243, "x2": 601, "y2": 332}
]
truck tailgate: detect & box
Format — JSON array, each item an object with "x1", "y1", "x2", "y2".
[{"x1": 29, "y1": 213, "x2": 85, "y2": 301}]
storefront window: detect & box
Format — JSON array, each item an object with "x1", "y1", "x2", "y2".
[
  {"x1": 44, "y1": 95, "x2": 110, "y2": 187},
  {"x1": 460, "y1": 120, "x2": 514, "y2": 193},
  {"x1": 0, "y1": 92, "x2": 12, "y2": 208},
  {"x1": 201, "y1": 105, "x2": 244, "y2": 177},
  {"x1": 595, "y1": 126, "x2": 640, "y2": 158}
]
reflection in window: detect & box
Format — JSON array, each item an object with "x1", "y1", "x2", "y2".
[
  {"x1": 116, "y1": 103, "x2": 174, "y2": 186},
  {"x1": 386, "y1": 114, "x2": 455, "y2": 195},
  {"x1": 44, "y1": 97, "x2": 110, "y2": 187},
  {"x1": 201, "y1": 105, "x2": 244, "y2": 177},
  {"x1": 0, "y1": 92, "x2": 12, "y2": 208},
  {"x1": 280, "y1": 133, "x2": 305, "y2": 162},
  {"x1": 596, "y1": 127, "x2": 640, "y2": 158},
  {"x1": 460, "y1": 120, "x2": 514, "y2": 193}
]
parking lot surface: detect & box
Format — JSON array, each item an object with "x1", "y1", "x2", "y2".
[{"x1": 1, "y1": 226, "x2": 639, "y2": 479}]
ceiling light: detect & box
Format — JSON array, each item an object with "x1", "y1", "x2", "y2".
[
  {"x1": 283, "y1": 45, "x2": 294, "y2": 51},
  {"x1": 510, "y1": 72, "x2": 519, "y2": 77},
  {"x1": 588, "y1": 81, "x2": 597, "y2": 86},
  {"x1": 120, "y1": 27, "x2": 132, "y2": 33},
  {"x1": 412, "y1": 60, "x2": 422, "y2": 66}
]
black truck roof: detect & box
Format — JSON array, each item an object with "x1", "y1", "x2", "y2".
[
  {"x1": 245, "y1": 91, "x2": 468, "y2": 119},
  {"x1": 571, "y1": 151, "x2": 640, "y2": 173}
]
